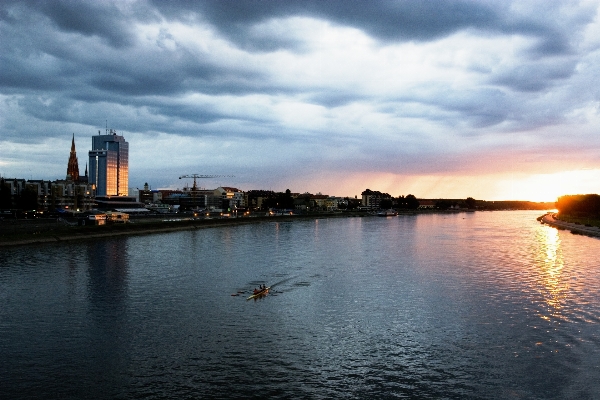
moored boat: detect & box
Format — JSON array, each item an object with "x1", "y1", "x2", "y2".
[{"x1": 377, "y1": 209, "x2": 398, "y2": 217}]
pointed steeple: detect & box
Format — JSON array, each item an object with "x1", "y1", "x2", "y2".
[{"x1": 66, "y1": 133, "x2": 80, "y2": 181}]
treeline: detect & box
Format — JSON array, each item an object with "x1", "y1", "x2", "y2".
[
  {"x1": 475, "y1": 200, "x2": 555, "y2": 211},
  {"x1": 556, "y1": 194, "x2": 600, "y2": 216}
]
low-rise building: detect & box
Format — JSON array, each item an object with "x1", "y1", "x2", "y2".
[
  {"x1": 215, "y1": 187, "x2": 245, "y2": 210},
  {"x1": 105, "y1": 211, "x2": 129, "y2": 223},
  {"x1": 0, "y1": 177, "x2": 95, "y2": 212},
  {"x1": 82, "y1": 210, "x2": 107, "y2": 225},
  {"x1": 311, "y1": 194, "x2": 330, "y2": 210},
  {"x1": 361, "y1": 189, "x2": 392, "y2": 209},
  {"x1": 136, "y1": 182, "x2": 163, "y2": 204},
  {"x1": 417, "y1": 200, "x2": 436, "y2": 209},
  {"x1": 245, "y1": 190, "x2": 275, "y2": 210}
]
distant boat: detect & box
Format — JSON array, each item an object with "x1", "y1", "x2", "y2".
[
  {"x1": 247, "y1": 286, "x2": 270, "y2": 300},
  {"x1": 377, "y1": 209, "x2": 398, "y2": 217}
]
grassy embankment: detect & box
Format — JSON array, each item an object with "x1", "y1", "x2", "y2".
[
  {"x1": 556, "y1": 214, "x2": 600, "y2": 228},
  {"x1": 555, "y1": 194, "x2": 600, "y2": 228}
]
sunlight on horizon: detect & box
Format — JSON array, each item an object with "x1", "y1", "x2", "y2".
[
  {"x1": 154, "y1": 167, "x2": 600, "y2": 201},
  {"x1": 495, "y1": 169, "x2": 600, "y2": 202},
  {"x1": 313, "y1": 169, "x2": 600, "y2": 202}
]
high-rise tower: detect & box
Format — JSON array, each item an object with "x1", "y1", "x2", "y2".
[
  {"x1": 66, "y1": 133, "x2": 80, "y2": 181},
  {"x1": 88, "y1": 129, "x2": 129, "y2": 196}
]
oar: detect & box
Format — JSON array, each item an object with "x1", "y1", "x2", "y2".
[{"x1": 269, "y1": 276, "x2": 297, "y2": 289}]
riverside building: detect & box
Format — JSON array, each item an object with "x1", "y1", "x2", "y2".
[{"x1": 88, "y1": 130, "x2": 129, "y2": 197}]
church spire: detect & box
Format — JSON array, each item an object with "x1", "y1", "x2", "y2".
[{"x1": 66, "y1": 133, "x2": 80, "y2": 181}]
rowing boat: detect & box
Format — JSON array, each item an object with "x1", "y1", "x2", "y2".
[{"x1": 246, "y1": 287, "x2": 270, "y2": 300}]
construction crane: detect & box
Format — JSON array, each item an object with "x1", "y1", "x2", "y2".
[{"x1": 178, "y1": 174, "x2": 234, "y2": 191}]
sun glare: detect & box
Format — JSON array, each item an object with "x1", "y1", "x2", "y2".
[
  {"x1": 496, "y1": 170, "x2": 600, "y2": 202},
  {"x1": 533, "y1": 226, "x2": 566, "y2": 321}
]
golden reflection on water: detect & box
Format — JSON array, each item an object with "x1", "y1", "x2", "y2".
[{"x1": 533, "y1": 226, "x2": 567, "y2": 321}]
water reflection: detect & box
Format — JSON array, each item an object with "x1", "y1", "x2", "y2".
[
  {"x1": 87, "y1": 239, "x2": 129, "y2": 303},
  {"x1": 83, "y1": 239, "x2": 132, "y2": 395},
  {"x1": 534, "y1": 226, "x2": 567, "y2": 321},
  {"x1": 3, "y1": 212, "x2": 600, "y2": 398}
]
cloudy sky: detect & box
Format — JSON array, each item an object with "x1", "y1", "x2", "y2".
[{"x1": 1, "y1": 0, "x2": 599, "y2": 201}]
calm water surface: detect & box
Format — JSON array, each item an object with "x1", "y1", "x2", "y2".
[{"x1": 1, "y1": 211, "x2": 600, "y2": 399}]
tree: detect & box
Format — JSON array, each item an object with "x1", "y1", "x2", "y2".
[
  {"x1": 465, "y1": 197, "x2": 476, "y2": 209},
  {"x1": 405, "y1": 194, "x2": 419, "y2": 210},
  {"x1": 557, "y1": 194, "x2": 600, "y2": 216},
  {"x1": 379, "y1": 199, "x2": 393, "y2": 209},
  {"x1": 396, "y1": 195, "x2": 406, "y2": 208}
]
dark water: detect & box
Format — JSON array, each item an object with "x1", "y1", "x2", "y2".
[{"x1": 1, "y1": 211, "x2": 600, "y2": 399}]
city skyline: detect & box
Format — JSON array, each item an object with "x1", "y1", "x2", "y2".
[{"x1": 1, "y1": 1, "x2": 600, "y2": 201}]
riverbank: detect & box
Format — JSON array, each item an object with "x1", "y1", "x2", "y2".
[
  {"x1": 2, "y1": 209, "x2": 543, "y2": 248},
  {"x1": 539, "y1": 212, "x2": 600, "y2": 238},
  {"x1": 0, "y1": 212, "x2": 369, "y2": 247}
]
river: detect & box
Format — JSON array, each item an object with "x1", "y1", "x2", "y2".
[{"x1": 1, "y1": 211, "x2": 600, "y2": 399}]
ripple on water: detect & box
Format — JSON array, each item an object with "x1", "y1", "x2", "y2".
[{"x1": 1, "y1": 211, "x2": 600, "y2": 398}]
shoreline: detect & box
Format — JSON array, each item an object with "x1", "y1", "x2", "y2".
[
  {"x1": 539, "y1": 212, "x2": 600, "y2": 239},
  {"x1": 0, "y1": 213, "x2": 362, "y2": 248},
  {"x1": 1, "y1": 209, "x2": 554, "y2": 248}
]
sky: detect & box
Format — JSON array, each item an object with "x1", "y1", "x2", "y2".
[{"x1": 1, "y1": 0, "x2": 600, "y2": 202}]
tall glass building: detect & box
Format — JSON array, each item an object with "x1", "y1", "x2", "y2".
[{"x1": 88, "y1": 130, "x2": 129, "y2": 196}]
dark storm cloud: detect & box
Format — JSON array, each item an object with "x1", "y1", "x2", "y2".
[
  {"x1": 36, "y1": 0, "x2": 139, "y2": 48},
  {"x1": 1, "y1": 1, "x2": 586, "y2": 108},
  {"x1": 152, "y1": 0, "x2": 581, "y2": 57},
  {"x1": 491, "y1": 59, "x2": 578, "y2": 93},
  {"x1": 152, "y1": 0, "x2": 499, "y2": 48},
  {"x1": 0, "y1": 1, "x2": 295, "y2": 101}
]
